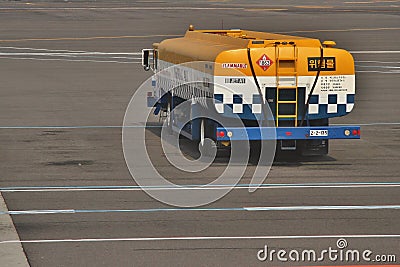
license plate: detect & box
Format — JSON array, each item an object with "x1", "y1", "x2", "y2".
[{"x1": 310, "y1": 130, "x2": 328, "y2": 137}]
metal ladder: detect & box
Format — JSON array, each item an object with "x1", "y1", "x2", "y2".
[{"x1": 275, "y1": 43, "x2": 299, "y2": 127}]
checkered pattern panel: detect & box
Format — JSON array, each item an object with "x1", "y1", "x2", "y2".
[
  {"x1": 214, "y1": 93, "x2": 262, "y2": 114},
  {"x1": 308, "y1": 93, "x2": 355, "y2": 115},
  {"x1": 214, "y1": 93, "x2": 355, "y2": 116}
]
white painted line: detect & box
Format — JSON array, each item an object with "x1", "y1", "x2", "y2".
[
  {"x1": 0, "y1": 54, "x2": 140, "y2": 60},
  {"x1": 0, "y1": 46, "x2": 92, "y2": 52},
  {"x1": 0, "y1": 122, "x2": 398, "y2": 130},
  {"x1": 0, "y1": 125, "x2": 150, "y2": 129},
  {"x1": 0, "y1": 46, "x2": 141, "y2": 54},
  {"x1": 0, "y1": 57, "x2": 139, "y2": 64},
  {"x1": 244, "y1": 205, "x2": 400, "y2": 211},
  {"x1": 5, "y1": 210, "x2": 75, "y2": 215},
  {"x1": 332, "y1": 122, "x2": 400, "y2": 126},
  {"x1": 0, "y1": 52, "x2": 139, "y2": 56},
  {"x1": 356, "y1": 60, "x2": 400, "y2": 64},
  {"x1": 2, "y1": 182, "x2": 400, "y2": 192},
  {"x1": 2, "y1": 205, "x2": 400, "y2": 216},
  {"x1": 2, "y1": 46, "x2": 400, "y2": 56},
  {"x1": 5, "y1": 54, "x2": 399, "y2": 63},
  {"x1": 0, "y1": 34, "x2": 180, "y2": 42},
  {"x1": 356, "y1": 70, "x2": 400, "y2": 74},
  {"x1": 351, "y1": 50, "x2": 400, "y2": 54},
  {"x1": 1, "y1": 234, "x2": 399, "y2": 244},
  {"x1": 281, "y1": 27, "x2": 400, "y2": 34},
  {"x1": 355, "y1": 65, "x2": 400, "y2": 69}
]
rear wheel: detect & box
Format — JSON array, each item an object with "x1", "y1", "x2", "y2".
[
  {"x1": 165, "y1": 98, "x2": 173, "y2": 135},
  {"x1": 198, "y1": 119, "x2": 216, "y2": 157}
]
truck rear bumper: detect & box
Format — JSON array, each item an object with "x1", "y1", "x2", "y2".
[{"x1": 216, "y1": 126, "x2": 360, "y2": 141}]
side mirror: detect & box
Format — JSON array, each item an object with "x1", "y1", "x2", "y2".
[{"x1": 142, "y1": 49, "x2": 151, "y2": 71}]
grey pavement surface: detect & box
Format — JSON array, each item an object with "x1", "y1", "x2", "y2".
[
  {"x1": 0, "y1": 1, "x2": 399, "y2": 266},
  {"x1": 0, "y1": 193, "x2": 29, "y2": 267}
]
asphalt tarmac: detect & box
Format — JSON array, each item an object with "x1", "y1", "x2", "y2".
[{"x1": 0, "y1": 1, "x2": 399, "y2": 266}]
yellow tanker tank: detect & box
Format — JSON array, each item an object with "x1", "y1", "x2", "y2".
[{"x1": 153, "y1": 27, "x2": 355, "y2": 127}]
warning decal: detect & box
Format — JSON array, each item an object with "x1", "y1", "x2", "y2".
[{"x1": 256, "y1": 54, "x2": 273, "y2": 71}]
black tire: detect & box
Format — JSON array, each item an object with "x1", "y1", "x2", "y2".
[
  {"x1": 165, "y1": 98, "x2": 173, "y2": 135},
  {"x1": 198, "y1": 119, "x2": 215, "y2": 157}
]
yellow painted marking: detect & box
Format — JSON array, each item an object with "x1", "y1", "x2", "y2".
[
  {"x1": 0, "y1": 7, "x2": 242, "y2": 11},
  {"x1": 339, "y1": 9, "x2": 398, "y2": 11},
  {"x1": 295, "y1": 5, "x2": 334, "y2": 8},
  {"x1": 0, "y1": 35, "x2": 181, "y2": 43},
  {"x1": 345, "y1": 1, "x2": 373, "y2": 3},
  {"x1": 245, "y1": 8, "x2": 288, "y2": 12}
]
